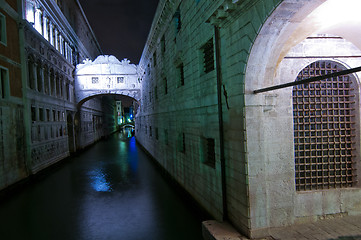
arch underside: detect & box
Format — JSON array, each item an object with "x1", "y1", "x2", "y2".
[{"x1": 76, "y1": 90, "x2": 141, "y2": 107}]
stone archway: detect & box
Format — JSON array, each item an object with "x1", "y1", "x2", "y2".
[{"x1": 244, "y1": 0, "x2": 361, "y2": 231}]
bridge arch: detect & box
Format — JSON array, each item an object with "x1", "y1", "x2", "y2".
[{"x1": 75, "y1": 55, "x2": 141, "y2": 106}]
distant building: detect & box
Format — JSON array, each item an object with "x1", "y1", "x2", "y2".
[
  {"x1": 136, "y1": 0, "x2": 361, "y2": 238},
  {"x1": 0, "y1": 0, "x2": 27, "y2": 189},
  {"x1": 0, "y1": 0, "x2": 117, "y2": 190}
]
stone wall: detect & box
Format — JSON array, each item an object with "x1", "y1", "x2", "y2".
[
  {"x1": 136, "y1": 0, "x2": 361, "y2": 238},
  {"x1": 0, "y1": 0, "x2": 116, "y2": 191},
  {"x1": 0, "y1": 0, "x2": 28, "y2": 190},
  {"x1": 136, "y1": 0, "x2": 282, "y2": 236}
]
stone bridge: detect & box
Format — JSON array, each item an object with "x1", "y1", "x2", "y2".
[{"x1": 75, "y1": 55, "x2": 141, "y2": 106}]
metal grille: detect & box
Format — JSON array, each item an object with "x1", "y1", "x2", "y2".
[
  {"x1": 202, "y1": 38, "x2": 215, "y2": 73},
  {"x1": 293, "y1": 61, "x2": 357, "y2": 191}
]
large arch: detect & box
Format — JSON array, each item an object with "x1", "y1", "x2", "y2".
[{"x1": 245, "y1": 0, "x2": 361, "y2": 233}]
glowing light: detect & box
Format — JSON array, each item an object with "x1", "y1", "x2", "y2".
[
  {"x1": 311, "y1": 0, "x2": 361, "y2": 31},
  {"x1": 89, "y1": 169, "x2": 113, "y2": 192}
]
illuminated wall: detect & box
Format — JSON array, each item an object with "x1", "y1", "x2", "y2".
[{"x1": 137, "y1": 0, "x2": 361, "y2": 238}]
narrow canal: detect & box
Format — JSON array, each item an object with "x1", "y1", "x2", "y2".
[{"x1": 0, "y1": 132, "x2": 204, "y2": 240}]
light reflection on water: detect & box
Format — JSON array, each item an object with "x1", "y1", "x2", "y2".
[{"x1": 89, "y1": 169, "x2": 113, "y2": 192}]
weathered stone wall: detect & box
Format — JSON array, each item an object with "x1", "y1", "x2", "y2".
[
  {"x1": 137, "y1": 0, "x2": 361, "y2": 238},
  {"x1": 244, "y1": 0, "x2": 361, "y2": 237},
  {"x1": 136, "y1": 0, "x2": 283, "y2": 236},
  {"x1": 0, "y1": 0, "x2": 28, "y2": 190},
  {"x1": 0, "y1": 0, "x2": 116, "y2": 191}
]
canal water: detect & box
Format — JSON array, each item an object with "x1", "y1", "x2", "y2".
[{"x1": 0, "y1": 132, "x2": 204, "y2": 240}]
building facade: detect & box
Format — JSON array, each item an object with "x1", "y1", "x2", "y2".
[
  {"x1": 0, "y1": 0, "x2": 27, "y2": 190},
  {"x1": 0, "y1": 0, "x2": 117, "y2": 191},
  {"x1": 136, "y1": 0, "x2": 361, "y2": 238}
]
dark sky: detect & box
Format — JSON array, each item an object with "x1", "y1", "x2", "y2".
[{"x1": 78, "y1": 0, "x2": 160, "y2": 64}]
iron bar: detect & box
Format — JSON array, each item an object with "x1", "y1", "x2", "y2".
[
  {"x1": 214, "y1": 25, "x2": 228, "y2": 221},
  {"x1": 253, "y1": 66, "x2": 361, "y2": 94}
]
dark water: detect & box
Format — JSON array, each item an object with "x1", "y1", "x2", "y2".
[{"x1": 0, "y1": 133, "x2": 203, "y2": 240}]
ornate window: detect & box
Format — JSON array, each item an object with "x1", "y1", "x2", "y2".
[{"x1": 293, "y1": 60, "x2": 357, "y2": 191}]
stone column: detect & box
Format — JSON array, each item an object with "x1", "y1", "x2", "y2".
[
  {"x1": 34, "y1": 8, "x2": 42, "y2": 34},
  {"x1": 43, "y1": 16, "x2": 48, "y2": 40}
]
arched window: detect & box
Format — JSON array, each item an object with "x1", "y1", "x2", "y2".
[
  {"x1": 25, "y1": 0, "x2": 36, "y2": 24},
  {"x1": 43, "y1": 64, "x2": 49, "y2": 94},
  {"x1": 55, "y1": 72, "x2": 60, "y2": 97},
  {"x1": 36, "y1": 61, "x2": 43, "y2": 92},
  {"x1": 293, "y1": 60, "x2": 358, "y2": 191},
  {"x1": 50, "y1": 68, "x2": 55, "y2": 96},
  {"x1": 27, "y1": 56, "x2": 35, "y2": 89}
]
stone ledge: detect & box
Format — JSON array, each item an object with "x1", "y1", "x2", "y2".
[{"x1": 202, "y1": 220, "x2": 248, "y2": 240}]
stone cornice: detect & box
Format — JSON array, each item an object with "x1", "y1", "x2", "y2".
[{"x1": 207, "y1": 0, "x2": 261, "y2": 26}]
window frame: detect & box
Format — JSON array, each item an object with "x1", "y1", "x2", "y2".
[
  {"x1": 0, "y1": 12, "x2": 7, "y2": 46},
  {"x1": 0, "y1": 66, "x2": 9, "y2": 99}
]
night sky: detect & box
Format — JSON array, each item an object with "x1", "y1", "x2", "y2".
[{"x1": 78, "y1": 0, "x2": 160, "y2": 64}]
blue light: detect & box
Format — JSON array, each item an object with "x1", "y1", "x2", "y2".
[{"x1": 90, "y1": 169, "x2": 113, "y2": 192}]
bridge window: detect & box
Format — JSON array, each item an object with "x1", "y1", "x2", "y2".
[
  {"x1": 293, "y1": 60, "x2": 357, "y2": 191},
  {"x1": 92, "y1": 77, "x2": 99, "y2": 84},
  {"x1": 117, "y1": 77, "x2": 124, "y2": 83}
]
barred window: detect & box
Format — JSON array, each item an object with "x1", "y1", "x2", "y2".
[
  {"x1": 117, "y1": 77, "x2": 124, "y2": 83},
  {"x1": 293, "y1": 60, "x2": 357, "y2": 191},
  {"x1": 202, "y1": 137, "x2": 215, "y2": 168},
  {"x1": 174, "y1": 8, "x2": 181, "y2": 34},
  {"x1": 178, "y1": 132, "x2": 185, "y2": 153},
  {"x1": 177, "y1": 64, "x2": 184, "y2": 87},
  {"x1": 201, "y1": 38, "x2": 215, "y2": 73},
  {"x1": 92, "y1": 77, "x2": 99, "y2": 84}
]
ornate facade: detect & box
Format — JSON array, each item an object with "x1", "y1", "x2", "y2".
[{"x1": 0, "y1": 0, "x2": 117, "y2": 190}]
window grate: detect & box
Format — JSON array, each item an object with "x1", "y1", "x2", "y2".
[
  {"x1": 202, "y1": 38, "x2": 215, "y2": 73},
  {"x1": 293, "y1": 61, "x2": 357, "y2": 191}
]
